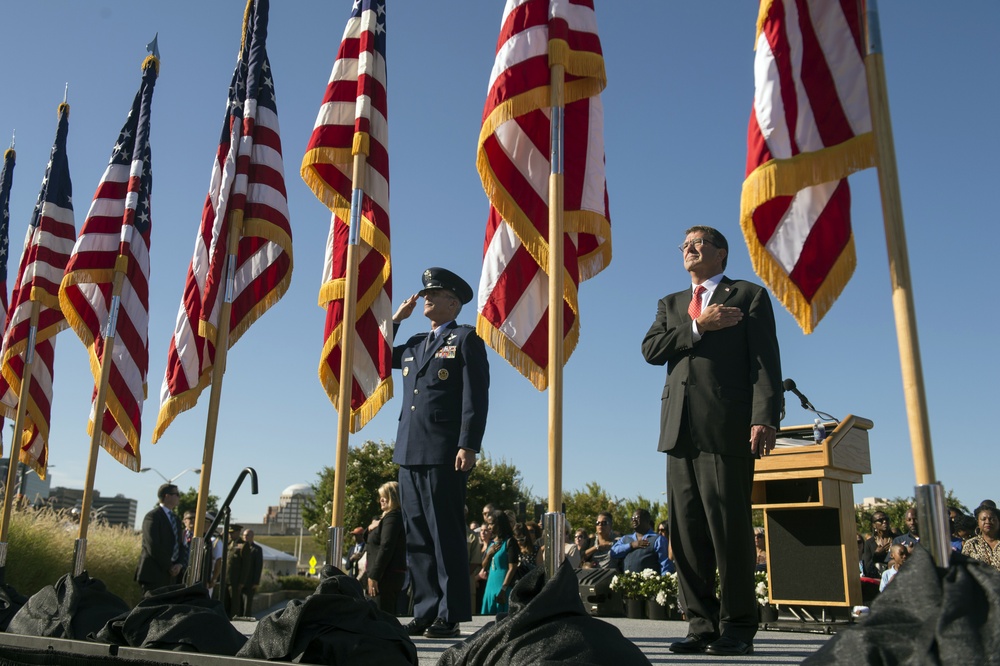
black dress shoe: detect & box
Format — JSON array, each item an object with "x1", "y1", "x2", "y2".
[
  {"x1": 706, "y1": 635, "x2": 754, "y2": 656},
  {"x1": 669, "y1": 633, "x2": 717, "y2": 654},
  {"x1": 424, "y1": 618, "x2": 460, "y2": 638},
  {"x1": 404, "y1": 617, "x2": 434, "y2": 636}
]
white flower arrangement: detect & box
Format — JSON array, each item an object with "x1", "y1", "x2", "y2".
[{"x1": 754, "y1": 570, "x2": 769, "y2": 606}]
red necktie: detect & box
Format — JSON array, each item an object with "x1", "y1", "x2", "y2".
[{"x1": 688, "y1": 285, "x2": 706, "y2": 321}]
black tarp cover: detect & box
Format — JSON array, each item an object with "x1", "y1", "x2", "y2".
[
  {"x1": 94, "y1": 582, "x2": 247, "y2": 654},
  {"x1": 439, "y1": 562, "x2": 652, "y2": 666},
  {"x1": 0, "y1": 582, "x2": 27, "y2": 632},
  {"x1": 7, "y1": 572, "x2": 129, "y2": 640},
  {"x1": 237, "y1": 565, "x2": 417, "y2": 665},
  {"x1": 805, "y1": 547, "x2": 1000, "y2": 665}
]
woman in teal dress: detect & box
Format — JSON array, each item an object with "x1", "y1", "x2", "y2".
[{"x1": 481, "y1": 511, "x2": 519, "y2": 614}]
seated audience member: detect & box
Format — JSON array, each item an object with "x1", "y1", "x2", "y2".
[
  {"x1": 609, "y1": 509, "x2": 674, "y2": 574},
  {"x1": 891, "y1": 508, "x2": 920, "y2": 554},
  {"x1": 954, "y1": 513, "x2": 978, "y2": 545},
  {"x1": 962, "y1": 505, "x2": 1000, "y2": 571},
  {"x1": 513, "y1": 523, "x2": 537, "y2": 578},
  {"x1": 862, "y1": 511, "x2": 897, "y2": 577},
  {"x1": 567, "y1": 529, "x2": 589, "y2": 569},
  {"x1": 879, "y1": 543, "x2": 910, "y2": 592},
  {"x1": 753, "y1": 527, "x2": 767, "y2": 572},
  {"x1": 582, "y1": 512, "x2": 616, "y2": 569}
]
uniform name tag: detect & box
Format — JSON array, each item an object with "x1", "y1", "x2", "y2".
[
  {"x1": 403, "y1": 356, "x2": 414, "y2": 362},
  {"x1": 435, "y1": 346, "x2": 457, "y2": 359}
]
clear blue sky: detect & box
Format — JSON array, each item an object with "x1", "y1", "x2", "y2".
[{"x1": 0, "y1": 2, "x2": 997, "y2": 530}]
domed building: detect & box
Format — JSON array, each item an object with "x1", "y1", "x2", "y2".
[{"x1": 263, "y1": 483, "x2": 314, "y2": 534}]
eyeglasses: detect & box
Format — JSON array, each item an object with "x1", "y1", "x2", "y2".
[
  {"x1": 595, "y1": 520, "x2": 609, "y2": 526},
  {"x1": 574, "y1": 534, "x2": 587, "y2": 539},
  {"x1": 873, "y1": 517, "x2": 888, "y2": 523},
  {"x1": 678, "y1": 238, "x2": 716, "y2": 252}
]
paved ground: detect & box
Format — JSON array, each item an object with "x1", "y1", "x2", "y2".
[{"x1": 238, "y1": 609, "x2": 835, "y2": 665}]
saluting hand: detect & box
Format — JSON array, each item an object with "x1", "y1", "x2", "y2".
[{"x1": 392, "y1": 294, "x2": 419, "y2": 323}]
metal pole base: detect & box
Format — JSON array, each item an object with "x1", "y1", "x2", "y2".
[
  {"x1": 543, "y1": 512, "x2": 566, "y2": 578},
  {"x1": 72, "y1": 538, "x2": 87, "y2": 577},
  {"x1": 328, "y1": 525, "x2": 344, "y2": 572},
  {"x1": 914, "y1": 483, "x2": 950, "y2": 567},
  {"x1": 185, "y1": 535, "x2": 207, "y2": 586}
]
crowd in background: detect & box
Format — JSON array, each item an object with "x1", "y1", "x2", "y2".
[{"x1": 344, "y1": 496, "x2": 1000, "y2": 618}]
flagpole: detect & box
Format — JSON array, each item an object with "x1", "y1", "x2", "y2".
[
  {"x1": 863, "y1": 0, "x2": 948, "y2": 565},
  {"x1": 186, "y1": 215, "x2": 243, "y2": 585},
  {"x1": 72, "y1": 244, "x2": 131, "y2": 576},
  {"x1": 0, "y1": 301, "x2": 41, "y2": 578},
  {"x1": 544, "y1": 62, "x2": 567, "y2": 577},
  {"x1": 328, "y1": 152, "x2": 366, "y2": 568}
]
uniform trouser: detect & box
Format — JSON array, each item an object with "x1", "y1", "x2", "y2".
[
  {"x1": 399, "y1": 465, "x2": 472, "y2": 623},
  {"x1": 667, "y1": 438, "x2": 757, "y2": 642}
]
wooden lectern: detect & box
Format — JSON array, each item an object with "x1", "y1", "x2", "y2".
[{"x1": 752, "y1": 414, "x2": 873, "y2": 609}]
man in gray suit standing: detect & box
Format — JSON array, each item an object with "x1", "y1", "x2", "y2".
[{"x1": 642, "y1": 226, "x2": 781, "y2": 657}]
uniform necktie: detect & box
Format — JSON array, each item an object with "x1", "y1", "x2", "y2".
[{"x1": 688, "y1": 285, "x2": 706, "y2": 321}]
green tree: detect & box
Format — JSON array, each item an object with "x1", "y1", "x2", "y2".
[
  {"x1": 563, "y1": 482, "x2": 629, "y2": 535},
  {"x1": 176, "y1": 486, "x2": 218, "y2": 519},
  {"x1": 563, "y1": 484, "x2": 667, "y2": 536},
  {"x1": 302, "y1": 440, "x2": 399, "y2": 555},
  {"x1": 466, "y1": 451, "x2": 535, "y2": 523},
  {"x1": 301, "y1": 442, "x2": 534, "y2": 558},
  {"x1": 618, "y1": 495, "x2": 668, "y2": 533}
]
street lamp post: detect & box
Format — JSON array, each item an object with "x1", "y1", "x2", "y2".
[{"x1": 140, "y1": 467, "x2": 201, "y2": 484}]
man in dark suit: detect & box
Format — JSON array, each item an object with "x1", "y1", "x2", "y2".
[
  {"x1": 238, "y1": 529, "x2": 264, "y2": 617},
  {"x1": 135, "y1": 483, "x2": 184, "y2": 595},
  {"x1": 392, "y1": 267, "x2": 489, "y2": 638},
  {"x1": 642, "y1": 226, "x2": 781, "y2": 657}
]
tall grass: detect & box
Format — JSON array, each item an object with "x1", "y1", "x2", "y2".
[{"x1": 5, "y1": 506, "x2": 142, "y2": 607}]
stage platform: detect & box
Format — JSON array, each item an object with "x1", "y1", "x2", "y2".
[{"x1": 0, "y1": 612, "x2": 834, "y2": 665}]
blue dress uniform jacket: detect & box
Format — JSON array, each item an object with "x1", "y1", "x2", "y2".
[{"x1": 392, "y1": 321, "x2": 489, "y2": 465}]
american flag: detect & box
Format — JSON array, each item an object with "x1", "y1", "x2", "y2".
[
  {"x1": 59, "y1": 55, "x2": 158, "y2": 471},
  {"x1": 741, "y1": 0, "x2": 876, "y2": 334},
  {"x1": 0, "y1": 103, "x2": 75, "y2": 476},
  {"x1": 0, "y1": 146, "x2": 14, "y2": 324},
  {"x1": 0, "y1": 146, "x2": 13, "y2": 456},
  {"x1": 476, "y1": 0, "x2": 611, "y2": 390},
  {"x1": 302, "y1": 0, "x2": 392, "y2": 432},
  {"x1": 153, "y1": 0, "x2": 291, "y2": 442}
]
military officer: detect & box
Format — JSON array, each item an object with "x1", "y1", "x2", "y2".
[{"x1": 392, "y1": 267, "x2": 490, "y2": 638}]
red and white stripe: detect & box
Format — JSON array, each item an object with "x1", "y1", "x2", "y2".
[
  {"x1": 59, "y1": 58, "x2": 157, "y2": 471},
  {"x1": 477, "y1": 0, "x2": 611, "y2": 390},
  {"x1": 741, "y1": 0, "x2": 876, "y2": 333},
  {"x1": 0, "y1": 105, "x2": 75, "y2": 476},
  {"x1": 154, "y1": 0, "x2": 291, "y2": 442},
  {"x1": 301, "y1": 0, "x2": 392, "y2": 432}
]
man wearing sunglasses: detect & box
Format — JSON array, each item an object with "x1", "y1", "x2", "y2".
[{"x1": 135, "y1": 483, "x2": 184, "y2": 594}]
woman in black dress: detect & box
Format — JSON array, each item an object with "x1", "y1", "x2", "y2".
[{"x1": 366, "y1": 481, "x2": 407, "y2": 614}]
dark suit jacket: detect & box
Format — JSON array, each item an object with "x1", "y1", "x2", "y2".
[
  {"x1": 366, "y1": 509, "x2": 406, "y2": 582},
  {"x1": 392, "y1": 321, "x2": 490, "y2": 465},
  {"x1": 135, "y1": 506, "x2": 181, "y2": 589},
  {"x1": 641, "y1": 276, "x2": 781, "y2": 454}
]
